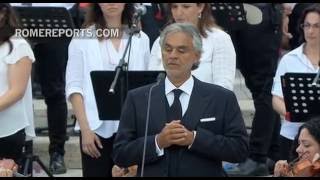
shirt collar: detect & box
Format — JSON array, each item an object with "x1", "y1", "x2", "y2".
[
  {"x1": 165, "y1": 75, "x2": 194, "y2": 96},
  {"x1": 287, "y1": 43, "x2": 304, "y2": 59},
  {"x1": 287, "y1": 43, "x2": 318, "y2": 70}
]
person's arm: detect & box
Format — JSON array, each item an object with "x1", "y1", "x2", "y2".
[
  {"x1": 148, "y1": 38, "x2": 164, "y2": 71},
  {"x1": 141, "y1": 32, "x2": 151, "y2": 70},
  {"x1": 211, "y1": 31, "x2": 236, "y2": 91},
  {"x1": 69, "y1": 93, "x2": 103, "y2": 159},
  {"x1": 66, "y1": 39, "x2": 102, "y2": 159},
  {"x1": 0, "y1": 57, "x2": 32, "y2": 111},
  {"x1": 271, "y1": 55, "x2": 288, "y2": 117},
  {"x1": 272, "y1": 95, "x2": 286, "y2": 117},
  {"x1": 282, "y1": 4, "x2": 294, "y2": 36},
  {"x1": 281, "y1": 3, "x2": 294, "y2": 50}
]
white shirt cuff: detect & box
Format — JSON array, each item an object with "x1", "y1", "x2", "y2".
[
  {"x1": 155, "y1": 135, "x2": 164, "y2": 156},
  {"x1": 188, "y1": 131, "x2": 197, "y2": 149}
]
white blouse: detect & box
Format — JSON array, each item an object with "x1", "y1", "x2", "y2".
[
  {"x1": 66, "y1": 26, "x2": 150, "y2": 138},
  {"x1": 0, "y1": 36, "x2": 36, "y2": 139},
  {"x1": 148, "y1": 26, "x2": 236, "y2": 91},
  {"x1": 272, "y1": 44, "x2": 318, "y2": 140}
]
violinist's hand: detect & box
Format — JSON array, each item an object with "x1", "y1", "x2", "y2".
[
  {"x1": 122, "y1": 165, "x2": 137, "y2": 177},
  {"x1": 112, "y1": 165, "x2": 126, "y2": 177},
  {"x1": 112, "y1": 165, "x2": 138, "y2": 177},
  {"x1": 274, "y1": 160, "x2": 292, "y2": 177}
]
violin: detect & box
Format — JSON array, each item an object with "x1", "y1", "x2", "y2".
[{"x1": 289, "y1": 153, "x2": 320, "y2": 177}]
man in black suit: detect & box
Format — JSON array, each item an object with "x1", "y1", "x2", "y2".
[{"x1": 113, "y1": 23, "x2": 249, "y2": 177}]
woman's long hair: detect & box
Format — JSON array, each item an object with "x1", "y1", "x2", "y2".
[
  {"x1": 290, "y1": 116, "x2": 320, "y2": 161},
  {"x1": 0, "y1": 3, "x2": 20, "y2": 54},
  {"x1": 167, "y1": 3, "x2": 218, "y2": 38},
  {"x1": 297, "y1": 4, "x2": 320, "y2": 44},
  {"x1": 82, "y1": 3, "x2": 135, "y2": 41}
]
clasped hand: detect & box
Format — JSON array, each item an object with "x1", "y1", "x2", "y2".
[{"x1": 156, "y1": 120, "x2": 194, "y2": 149}]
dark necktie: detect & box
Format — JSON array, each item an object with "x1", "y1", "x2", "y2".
[
  {"x1": 167, "y1": 89, "x2": 183, "y2": 176},
  {"x1": 168, "y1": 89, "x2": 183, "y2": 121}
]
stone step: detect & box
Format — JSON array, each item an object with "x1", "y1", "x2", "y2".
[
  {"x1": 32, "y1": 136, "x2": 82, "y2": 169},
  {"x1": 33, "y1": 168, "x2": 82, "y2": 177},
  {"x1": 33, "y1": 100, "x2": 74, "y2": 128}
]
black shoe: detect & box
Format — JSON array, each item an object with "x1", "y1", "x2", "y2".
[
  {"x1": 226, "y1": 158, "x2": 269, "y2": 177},
  {"x1": 49, "y1": 152, "x2": 67, "y2": 174}
]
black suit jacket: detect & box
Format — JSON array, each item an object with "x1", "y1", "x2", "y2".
[{"x1": 113, "y1": 77, "x2": 249, "y2": 177}]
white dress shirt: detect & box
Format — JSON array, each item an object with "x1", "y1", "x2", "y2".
[
  {"x1": 148, "y1": 27, "x2": 236, "y2": 91},
  {"x1": 164, "y1": 75, "x2": 194, "y2": 116},
  {"x1": 272, "y1": 44, "x2": 319, "y2": 140},
  {"x1": 66, "y1": 25, "x2": 150, "y2": 138},
  {"x1": 155, "y1": 75, "x2": 195, "y2": 155},
  {"x1": 0, "y1": 36, "x2": 36, "y2": 140}
]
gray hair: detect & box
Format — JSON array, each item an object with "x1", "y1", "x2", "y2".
[{"x1": 159, "y1": 23, "x2": 202, "y2": 70}]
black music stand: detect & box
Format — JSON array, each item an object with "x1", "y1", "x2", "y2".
[
  {"x1": 13, "y1": 6, "x2": 75, "y2": 44},
  {"x1": 90, "y1": 71, "x2": 165, "y2": 120},
  {"x1": 281, "y1": 73, "x2": 320, "y2": 122},
  {"x1": 211, "y1": 3, "x2": 247, "y2": 32}
]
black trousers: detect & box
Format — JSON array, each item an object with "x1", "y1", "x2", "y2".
[
  {"x1": 0, "y1": 129, "x2": 25, "y2": 165},
  {"x1": 33, "y1": 39, "x2": 70, "y2": 156},
  {"x1": 79, "y1": 133, "x2": 115, "y2": 177},
  {"x1": 279, "y1": 135, "x2": 295, "y2": 161},
  {"x1": 230, "y1": 4, "x2": 283, "y2": 163}
]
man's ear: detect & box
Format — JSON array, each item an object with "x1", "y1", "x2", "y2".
[
  {"x1": 191, "y1": 54, "x2": 201, "y2": 70},
  {"x1": 194, "y1": 52, "x2": 201, "y2": 63}
]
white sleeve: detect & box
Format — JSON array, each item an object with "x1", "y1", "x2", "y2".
[
  {"x1": 142, "y1": 32, "x2": 151, "y2": 70},
  {"x1": 148, "y1": 38, "x2": 164, "y2": 71},
  {"x1": 211, "y1": 31, "x2": 236, "y2": 91},
  {"x1": 4, "y1": 38, "x2": 35, "y2": 64},
  {"x1": 272, "y1": 56, "x2": 288, "y2": 98},
  {"x1": 154, "y1": 135, "x2": 164, "y2": 156},
  {"x1": 65, "y1": 39, "x2": 85, "y2": 100}
]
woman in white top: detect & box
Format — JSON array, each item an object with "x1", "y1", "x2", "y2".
[
  {"x1": 272, "y1": 4, "x2": 320, "y2": 161},
  {"x1": 0, "y1": 3, "x2": 35, "y2": 166},
  {"x1": 148, "y1": 3, "x2": 236, "y2": 91},
  {"x1": 66, "y1": 3, "x2": 150, "y2": 177}
]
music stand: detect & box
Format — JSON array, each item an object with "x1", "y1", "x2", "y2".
[
  {"x1": 21, "y1": 140, "x2": 53, "y2": 177},
  {"x1": 90, "y1": 71, "x2": 165, "y2": 120},
  {"x1": 281, "y1": 73, "x2": 320, "y2": 122},
  {"x1": 211, "y1": 3, "x2": 247, "y2": 32},
  {"x1": 13, "y1": 6, "x2": 75, "y2": 44}
]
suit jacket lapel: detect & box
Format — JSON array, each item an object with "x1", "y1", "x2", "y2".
[
  {"x1": 182, "y1": 78, "x2": 210, "y2": 131},
  {"x1": 150, "y1": 80, "x2": 167, "y2": 133}
]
